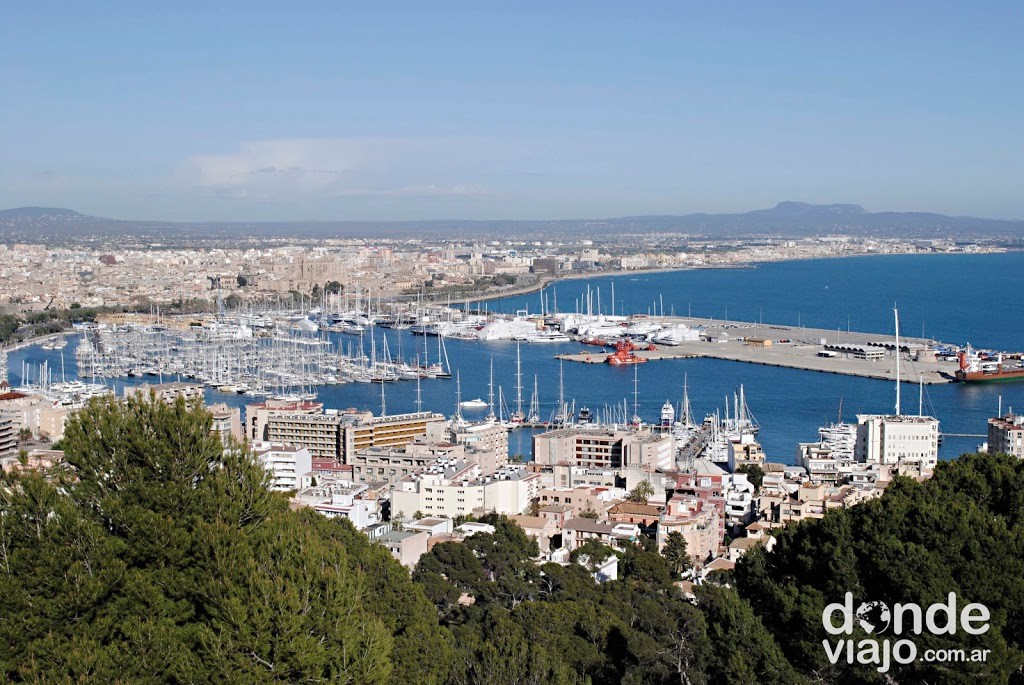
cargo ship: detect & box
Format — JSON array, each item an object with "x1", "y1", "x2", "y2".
[{"x1": 955, "y1": 345, "x2": 1024, "y2": 383}]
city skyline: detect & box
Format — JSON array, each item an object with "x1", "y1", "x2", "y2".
[{"x1": 2, "y1": 2, "x2": 1023, "y2": 221}]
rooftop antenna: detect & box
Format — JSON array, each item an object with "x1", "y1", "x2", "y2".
[{"x1": 894, "y1": 305, "x2": 901, "y2": 416}]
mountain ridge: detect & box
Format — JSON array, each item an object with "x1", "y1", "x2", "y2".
[{"x1": 2, "y1": 201, "x2": 1022, "y2": 240}]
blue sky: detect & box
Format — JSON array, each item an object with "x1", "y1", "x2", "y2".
[{"x1": 1, "y1": 2, "x2": 1022, "y2": 221}]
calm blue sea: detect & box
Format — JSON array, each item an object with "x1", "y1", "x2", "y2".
[{"x1": 7, "y1": 253, "x2": 1024, "y2": 464}]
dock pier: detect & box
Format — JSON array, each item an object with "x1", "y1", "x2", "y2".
[{"x1": 554, "y1": 316, "x2": 960, "y2": 385}]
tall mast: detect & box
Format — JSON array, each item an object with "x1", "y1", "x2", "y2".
[
  {"x1": 515, "y1": 341, "x2": 524, "y2": 418},
  {"x1": 558, "y1": 360, "x2": 565, "y2": 424},
  {"x1": 486, "y1": 356, "x2": 496, "y2": 422},
  {"x1": 918, "y1": 375, "x2": 924, "y2": 417},
  {"x1": 455, "y1": 370, "x2": 463, "y2": 421},
  {"x1": 632, "y1": 364, "x2": 640, "y2": 425},
  {"x1": 682, "y1": 372, "x2": 692, "y2": 426},
  {"x1": 380, "y1": 376, "x2": 387, "y2": 416},
  {"x1": 530, "y1": 374, "x2": 540, "y2": 423},
  {"x1": 894, "y1": 306, "x2": 901, "y2": 416},
  {"x1": 415, "y1": 372, "x2": 423, "y2": 413}
]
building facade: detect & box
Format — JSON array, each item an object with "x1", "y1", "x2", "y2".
[{"x1": 989, "y1": 414, "x2": 1024, "y2": 458}]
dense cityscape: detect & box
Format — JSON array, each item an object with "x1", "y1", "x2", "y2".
[{"x1": 3, "y1": 3, "x2": 1024, "y2": 684}]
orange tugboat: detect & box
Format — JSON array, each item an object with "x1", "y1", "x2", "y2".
[{"x1": 606, "y1": 339, "x2": 648, "y2": 365}]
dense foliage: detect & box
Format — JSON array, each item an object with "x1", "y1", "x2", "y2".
[
  {"x1": 3, "y1": 396, "x2": 1022, "y2": 684},
  {"x1": 0, "y1": 396, "x2": 450, "y2": 683},
  {"x1": 737, "y1": 453, "x2": 1024, "y2": 684}
]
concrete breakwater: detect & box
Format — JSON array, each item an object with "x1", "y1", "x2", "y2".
[{"x1": 555, "y1": 316, "x2": 958, "y2": 385}]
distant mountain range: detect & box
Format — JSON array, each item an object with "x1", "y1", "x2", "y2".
[{"x1": 2, "y1": 202, "x2": 1022, "y2": 241}]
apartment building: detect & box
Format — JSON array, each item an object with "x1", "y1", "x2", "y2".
[
  {"x1": 379, "y1": 530, "x2": 430, "y2": 568},
  {"x1": 855, "y1": 414, "x2": 939, "y2": 473},
  {"x1": 266, "y1": 413, "x2": 344, "y2": 461},
  {"x1": 562, "y1": 519, "x2": 640, "y2": 551},
  {"x1": 446, "y1": 420, "x2": 509, "y2": 473},
  {"x1": 247, "y1": 402, "x2": 444, "y2": 464},
  {"x1": 342, "y1": 410, "x2": 446, "y2": 458},
  {"x1": 657, "y1": 494, "x2": 721, "y2": 565},
  {"x1": 988, "y1": 414, "x2": 1024, "y2": 458},
  {"x1": 209, "y1": 403, "x2": 243, "y2": 445},
  {"x1": 351, "y1": 442, "x2": 465, "y2": 484},
  {"x1": 0, "y1": 413, "x2": 16, "y2": 462},
  {"x1": 536, "y1": 485, "x2": 625, "y2": 518},
  {"x1": 0, "y1": 391, "x2": 72, "y2": 441},
  {"x1": 391, "y1": 462, "x2": 541, "y2": 519},
  {"x1": 533, "y1": 427, "x2": 674, "y2": 472},
  {"x1": 246, "y1": 398, "x2": 325, "y2": 442},
  {"x1": 252, "y1": 442, "x2": 313, "y2": 491},
  {"x1": 305, "y1": 485, "x2": 382, "y2": 529}
]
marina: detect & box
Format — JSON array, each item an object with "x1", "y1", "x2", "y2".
[{"x1": 3, "y1": 254, "x2": 1023, "y2": 463}]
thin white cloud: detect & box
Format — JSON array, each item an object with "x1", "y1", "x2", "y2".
[{"x1": 178, "y1": 138, "x2": 495, "y2": 202}]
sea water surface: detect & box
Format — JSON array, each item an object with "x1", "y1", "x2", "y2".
[{"x1": 7, "y1": 253, "x2": 1024, "y2": 463}]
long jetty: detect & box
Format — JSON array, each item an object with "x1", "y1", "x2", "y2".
[{"x1": 555, "y1": 316, "x2": 960, "y2": 385}]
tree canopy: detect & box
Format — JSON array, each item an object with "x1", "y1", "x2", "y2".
[
  {"x1": 0, "y1": 395, "x2": 450, "y2": 684},
  {"x1": 3, "y1": 395, "x2": 1022, "y2": 684}
]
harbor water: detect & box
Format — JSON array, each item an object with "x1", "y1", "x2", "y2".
[{"x1": 6, "y1": 253, "x2": 1024, "y2": 464}]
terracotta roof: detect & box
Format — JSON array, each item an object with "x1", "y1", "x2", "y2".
[
  {"x1": 728, "y1": 537, "x2": 760, "y2": 550},
  {"x1": 509, "y1": 514, "x2": 553, "y2": 530},
  {"x1": 704, "y1": 558, "x2": 736, "y2": 572},
  {"x1": 608, "y1": 501, "x2": 662, "y2": 516},
  {"x1": 563, "y1": 518, "x2": 614, "y2": 534}
]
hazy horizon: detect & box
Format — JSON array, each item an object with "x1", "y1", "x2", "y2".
[{"x1": 4, "y1": 200, "x2": 1023, "y2": 226}]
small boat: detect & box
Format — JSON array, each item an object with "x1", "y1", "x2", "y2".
[
  {"x1": 526, "y1": 331, "x2": 572, "y2": 343},
  {"x1": 459, "y1": 398, "x2": 489, "y2": 409}
]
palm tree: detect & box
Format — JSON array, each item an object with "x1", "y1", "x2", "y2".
[
  {"x1": 627, "y1": 479, "x2": 655, "y2": 503},
  {"x1": 661, "y1": 531, "x2": 691, "y2": 576}
]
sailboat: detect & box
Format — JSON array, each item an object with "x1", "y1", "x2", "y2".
[
  {"x1": 510, "y1": 341, "x2": 525, "y2": 423},
  {"x1": 485, "y1": 357, "x2": 497, "y2": 423},
  {"x1": 630, "y1": 363, "x2": 642, "y2": 425},
  {"x1": 527, "y1": 375, "x2": 541, "y2": 424}
]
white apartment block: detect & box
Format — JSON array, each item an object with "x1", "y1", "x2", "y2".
[
  {"x1": 252, "y1": 442, "x2": 313, "y2": 491},
  {"x1": 391, "y1": 462, "x2": 541, "y2": 519},
  {"x1": 855, "y1": 414, "x2": 939, "y2": 472}
]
